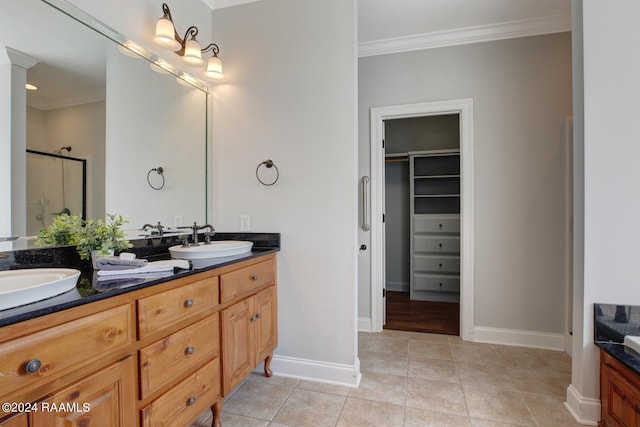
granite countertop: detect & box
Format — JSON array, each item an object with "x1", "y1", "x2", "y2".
[
  {"x1": 0, "y1": 232, "x2": 280, "y2": 328},
  {"x1": 595, "y1": 303, "x2": 640, "y2": 376}
]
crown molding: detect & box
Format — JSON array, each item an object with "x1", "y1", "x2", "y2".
[
  {"x1": 0, "y1": 46, "x2": 40, "y2": 69},
  {"x1": 358, "y1": 14, "x2": 571, "y2": 58},
  {"x1": 28, "y1": 89, "x2": 106, "y2": 111}
]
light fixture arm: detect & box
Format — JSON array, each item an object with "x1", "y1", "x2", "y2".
[{"x1": 201, "y1": 43, "x2": 220, "y2": 56}]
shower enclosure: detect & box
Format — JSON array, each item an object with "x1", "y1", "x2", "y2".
[{"x1": 26, "y1": 148, "x2": 86, "y2": 236}]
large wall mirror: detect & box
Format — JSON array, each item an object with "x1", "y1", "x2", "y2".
[{"x1": 0, "y1": 0, "x2": 208, "y2": 249}]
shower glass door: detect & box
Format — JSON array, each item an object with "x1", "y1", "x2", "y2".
[{"x1": 26, "y1": 149, "x2": 86, "y2": 236}]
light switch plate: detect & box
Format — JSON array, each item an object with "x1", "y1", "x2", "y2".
[{"x1": 240, "y1": 215, "x2": 250, "y2": 232}]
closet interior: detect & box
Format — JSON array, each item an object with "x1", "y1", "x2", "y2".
[{"x1": 384, "y1": 113, "x2": 461, "y2": 335}]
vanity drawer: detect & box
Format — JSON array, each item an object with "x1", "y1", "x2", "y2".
[
  {"x1": 137, "y1": 277, "x2": 218, "y2": 339},
  {"x1": 220, "y1": 260, "x2": 275, "y2": 303},
  {"x1": 413, "y1": 255, "x2": 460, "y2": 273},
  {"x1": 141, "y1": 357, "x2": 220, "y2": 427},
  {"x1": 413, "y1": 274, "x2": 460, "y2": 293},
  {"x1": 413, "y1": 215, "x2": 460, "y2": 234},
  {"x1": 414, "y1": 235, "x2": 460, "y2": 254},
  {"x1": 0, "y1": 304, "x2": 132, "y2": 396},
  {"x1": 139, "y1": 314, "x2": 219, "y2": 399}
]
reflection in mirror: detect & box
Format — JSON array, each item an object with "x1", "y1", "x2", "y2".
[{"x1": 0, "y1": 0, "x2": 208, "y2": 250}]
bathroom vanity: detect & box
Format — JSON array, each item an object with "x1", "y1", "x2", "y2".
[
  {"x1": 595, "y1": 304, "x2": 640, "y2": 427},
  {"x1": 0, "y1": 238, "x2": 278, "y2": 427}
]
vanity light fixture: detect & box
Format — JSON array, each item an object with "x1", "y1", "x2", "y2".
[
  {"x1": 25, "y1": 83, "x2": 38, "y2": 91},
  {"x1": 153, "y1": 3, "x2": 224, "y2": 81}
]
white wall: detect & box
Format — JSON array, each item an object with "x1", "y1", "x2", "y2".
[
  {"x1": 359, "y1": 33, "x2": 573, "y2": 338},
  {"x1": 568, "y1": 0, "x2": 640, "y2": 424},
  {"x1": 211, "y1": 0, "x2": 360, "y2": 384}
]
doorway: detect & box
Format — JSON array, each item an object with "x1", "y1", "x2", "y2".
[
  {"x1": 383, "y1": 114, "x2": 461, "y2": 335},
  {"x1": 368, "y1": 99, "x2": 474, "y2": 340}
]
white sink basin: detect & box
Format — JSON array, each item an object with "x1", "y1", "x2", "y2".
[
  {"x1": 169, "y1": 241, "x2": 253, "y2": 260},
  {"x1": 0, "y1": 268, "x2": 81, "y2": 310}
]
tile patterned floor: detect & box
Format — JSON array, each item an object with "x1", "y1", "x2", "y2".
[{"x1": 192, "y1": 330, "x2": 589, "y2": 427}]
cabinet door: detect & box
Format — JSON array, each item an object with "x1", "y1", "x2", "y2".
[
  {"x1": 222, "y1": 299, "x2": 255, "y2": 395},
  {"x1": 254, "y1": 286, "x2": 277, "y2": 365},
  {"x1": 0, "y1": 414, "x2": 27, "y2": 427},
  {"x1": 602, "y1": 358, "x2": 640, "y2": 426},
  {"x1": 32, "y1": 356, "x2": 135, "y2": 427}
]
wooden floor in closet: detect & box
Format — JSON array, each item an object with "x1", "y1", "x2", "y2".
[{"x1": 384, "y1": 291, "x2": 459, "y2": 336}]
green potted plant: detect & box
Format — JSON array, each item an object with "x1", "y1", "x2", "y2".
[
  {"x1": 36, "y1": 213, "x2": 83, "y2": 247},
  {"x1": 76, "y1": 214, "x2": 133, "y2": 268}
]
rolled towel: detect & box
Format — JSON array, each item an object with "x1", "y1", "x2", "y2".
[
  {"x1": 96, "y1": 259, "x2": 190, "y2": 277},
  {"x1": 95, "y1": 256, "x2": 148, "y2": 271}
]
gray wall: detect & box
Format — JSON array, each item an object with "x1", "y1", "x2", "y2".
[{"x1": 359, "y1": 32, "x2": 573, "y2": 335}]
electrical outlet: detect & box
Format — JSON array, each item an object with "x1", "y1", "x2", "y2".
[{"x1": 240, "y1": 215, "x2": 250, "y2": 231}]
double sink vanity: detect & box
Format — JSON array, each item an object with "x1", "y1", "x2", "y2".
[{"x1": 0, "y1": 232, "x2": 280, "y2": 427}]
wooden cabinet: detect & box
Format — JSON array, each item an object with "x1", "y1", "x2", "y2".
[
  {"x1": 0, "y1": 253, "x2": 278, "y2": 427},
  {"x1": 601, "y1": 350, "x2": 640, "y2": 426},
  {"x1": 0, "y1": 414, "x2": 27, "y2": 427},
  {"x1": 221, "y1": 259, "x2": 277, "y2": 395},
  {"x1": 410, "y1": 150, "x2": 461, "y2": 302},
  {"x1": 32, "y1": 357, "x2": 135, "y2": 427}
]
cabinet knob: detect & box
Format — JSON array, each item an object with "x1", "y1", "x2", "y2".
[
  {"x1": 439, "y1": 283, "x2": 443, "y2": 287},
  {"x1": 438, "y1": 243, "x2": 443, "y2": 249},
  {"x1": 184, "y1": 299, "x2": 194, "y2": 308},
  {"x1": 439, "y1": 223, "x2": 443, "y2": 229},
  {"x1": 185, "y1": 346, "x2": 195, "y2": 356},
  {"x1": 438, "y1": 263, "x2": 443, "y2": 269},
  {"x1": 186, "y1": 397, "x2": 196, "y2": 406},
  {"x1": 24, "y1": 359, "x2": 42, "y2": 374},
  {"x1": 251, "y1": 275, "x2": 258, "y2": 281},
  {"x1": 256, "y1": 312, "x2": 262, "y2": 320}
]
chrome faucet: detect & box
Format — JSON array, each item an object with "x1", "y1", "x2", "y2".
[
  {"x1": 140, "y1": 221, "x2": 164, "y2": 236},
  {"x1": 188, "y1": 222, "x2": 215, "y2": 246}
]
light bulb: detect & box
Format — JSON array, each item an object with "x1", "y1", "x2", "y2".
[
  {"x1": 154, "y1": 17, "x2": 180, "y2": 51},
  {"x1": 204, "y1": 55, "x2": 224, "y2": 80},
  {"x1": 182, "y1": 38, "x2": 203, "y2": 65}
]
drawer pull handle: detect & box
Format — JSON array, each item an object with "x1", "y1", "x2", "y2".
[
  {"x1": 438, "y1": 243, "x2": 443, "y2": 249},
  {"x1": 186, "y1": 397, "x2": 196, "y2": 406},
  {"x1": 439, "y1": 223, "x2": 443, "y2": 229},
  {"x1": 24, "y1": 359, "x2": 42, "y2": 374},
  {"x1": 184, "y1": 299, "x2": 194, "y2": 308},
  {"x1": 439, "y1": 283, "x2": 443, "y2": 287},
  {"x1": 251, "y1": 274, "x2": 258, "y2": 281},
  {"x1": 185, "y1": 346, "x2": 195, "y2": 356},
  {"x1": 438, "y1": 263, "x2": 443, "y2": 268}
]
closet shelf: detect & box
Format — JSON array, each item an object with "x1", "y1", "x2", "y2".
[
  {"x1": 414, "y1": 174, "x2": 460, "y2": 179},
  {"x1": 414, "y1": 194, "x2": 460, "y2": 198}
]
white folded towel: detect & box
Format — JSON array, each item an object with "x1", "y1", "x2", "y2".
[{"x1": 96, "y1": 260, "x2": 190, "y2": 277}]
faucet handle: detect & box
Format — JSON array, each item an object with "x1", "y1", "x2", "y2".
[
  {"x1": 204, "y1": 232, "x2": 212, "y2": 244},
  {"x1": 155, "y1": 221, "x2": 165, "y2": 235}
]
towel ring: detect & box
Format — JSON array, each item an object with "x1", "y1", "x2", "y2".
[
  {"x1": 256, "y1": 159, "x2": 279, "y2": 186},
  {"x1": 147, "y1": 166, "x2": 165, "y2": 190}
]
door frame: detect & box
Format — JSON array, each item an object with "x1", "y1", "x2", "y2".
[{"x1": 369, "y1": 99, "x2": 475, "y2": 341}]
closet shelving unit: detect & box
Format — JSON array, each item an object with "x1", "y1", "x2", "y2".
[{"x1": 409, "y1": 149, "x2": 461, "y2": 302}]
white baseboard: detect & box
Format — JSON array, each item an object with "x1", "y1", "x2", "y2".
[
  {"x1": 472, "y1": 326, "x2": 566, "y2": 350},
  {"x1": 256, "y1": 355, "x2": 361, "y2": 388},
  {"x1": 358, "y1": 316, "x2": 372, "y2": 332},
  {"x1": 386, "y1": 281, "x2": 409, "y2": 292},
  {"x1": 565, "y1": 384, "x2": 600, "y2": 425}
]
